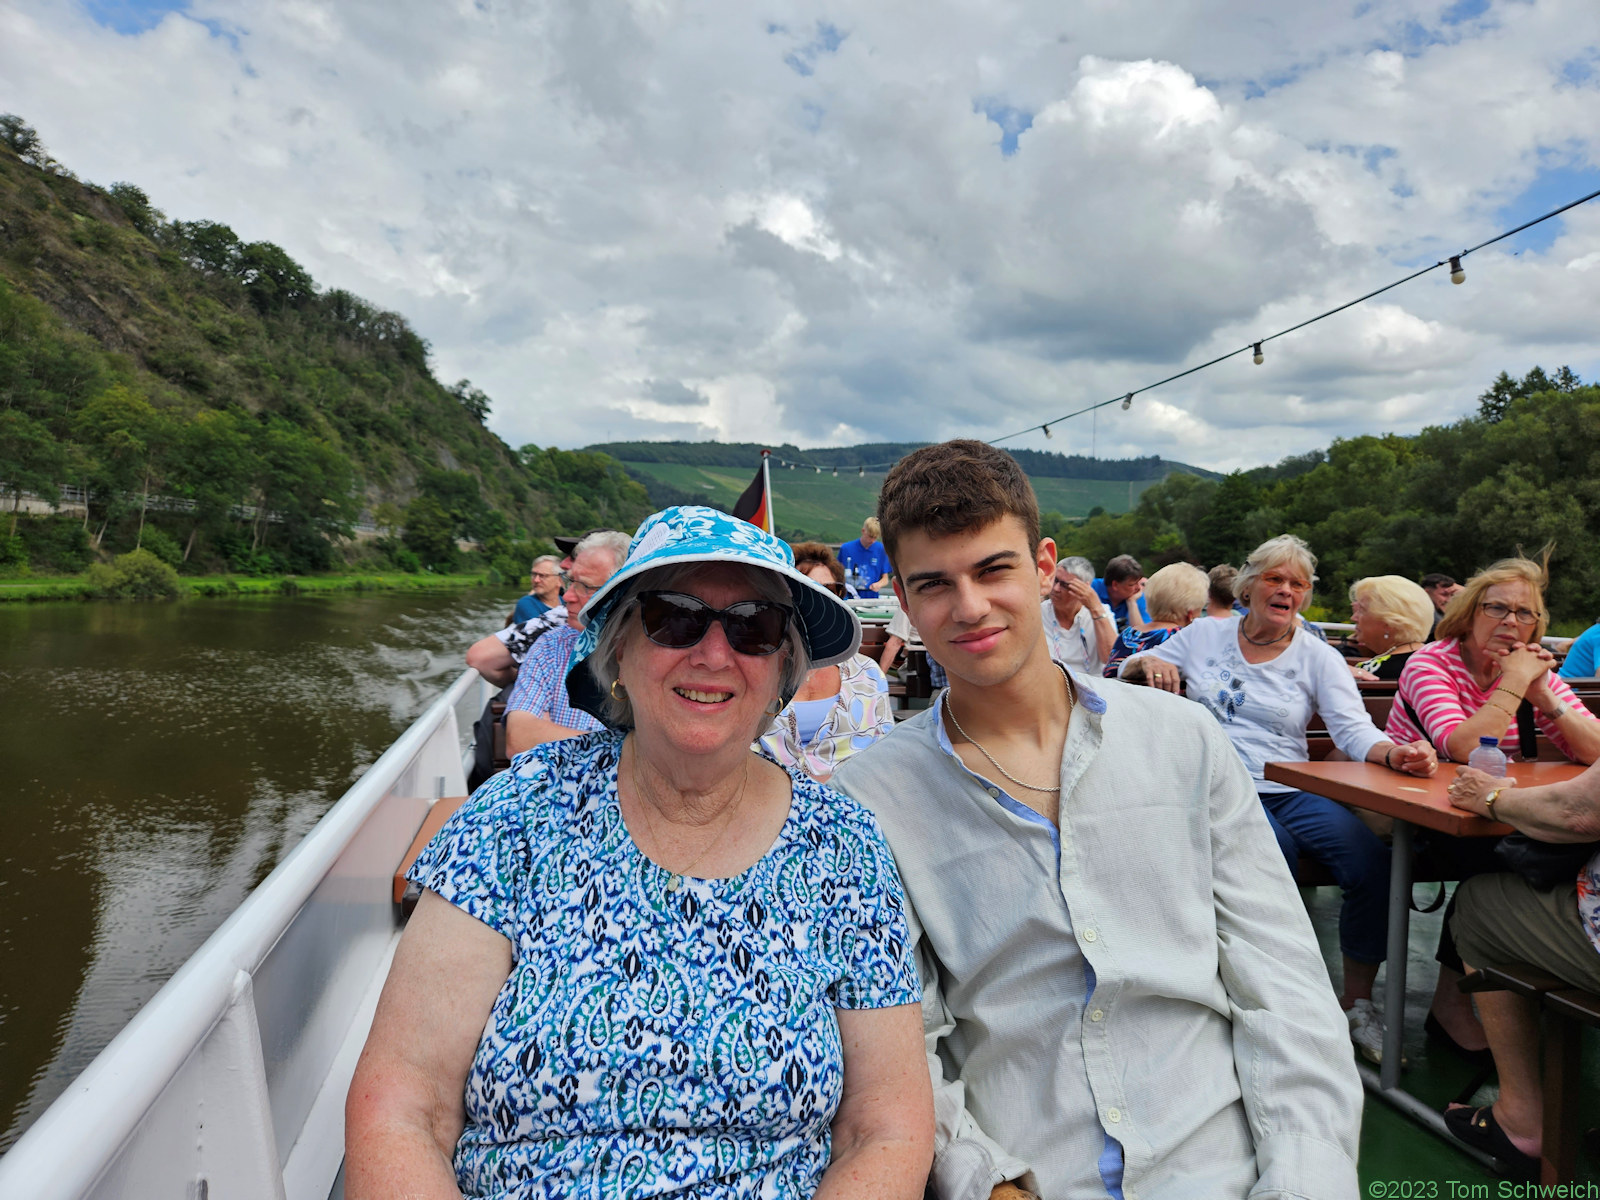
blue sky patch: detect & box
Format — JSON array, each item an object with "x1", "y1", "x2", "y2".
[
  {"x1": 83, "y1": 0, "x2": 187, "y2": 35},
  {"x1": 1560, "y1": 52, "x2": 1597, "y2": 87},
  {"x1": 1439, "y1": 0, "x2": 1489, "y2": 25},
  {"x1": 783, "y1": 22, "x2": 845, "y2": 77},
  {"x1": 1495, "y1": 159, "x2": 1600, "y2": 254},
  {"x1": 975, "y1": 99, "x2": 1033, "y2": 157}
]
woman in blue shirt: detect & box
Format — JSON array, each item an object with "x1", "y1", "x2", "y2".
[
  {"x1": 1559, "y1": 619, "x2": 1600, "y2": 679},
  {"x1": 347, "y1": 507, "x2": 930, "y2": 1199}
]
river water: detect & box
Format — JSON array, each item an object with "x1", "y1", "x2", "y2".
[{"x1": 0, "y1": 588, "x2": 514, "y2": 1152}]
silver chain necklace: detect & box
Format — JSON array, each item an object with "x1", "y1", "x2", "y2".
[{"x1": 944, "y1": 664, "x2": 1073, "y2": 794}]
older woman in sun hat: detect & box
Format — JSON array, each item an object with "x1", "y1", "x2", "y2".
[{"x1": 348, "y1": 506, "x2": 932, "y2": 1200}]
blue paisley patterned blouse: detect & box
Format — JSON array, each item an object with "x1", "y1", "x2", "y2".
[{"x1": 407, "y1": 730, "x2": 919, "y2": 1199}]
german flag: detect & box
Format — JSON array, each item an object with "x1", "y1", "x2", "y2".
[{"x1": 731, "y1": 461, "x2": 772, "y2": 533}]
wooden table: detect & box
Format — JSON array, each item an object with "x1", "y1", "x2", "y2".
[{"x1": 1262, "y1": 760, "x2": 1581, "y2": 1105}]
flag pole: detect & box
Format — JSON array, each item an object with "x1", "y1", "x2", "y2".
[{"x1": 760, "y1": 449, "x2": 774, "y2": 534}]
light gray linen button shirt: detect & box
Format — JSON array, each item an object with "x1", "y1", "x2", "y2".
[{"x1": 832, "y1": 671, "x2": 1362, "y2": 1200}]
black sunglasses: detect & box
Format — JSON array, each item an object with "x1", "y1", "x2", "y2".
[{"x1": 636, "y1": 591, "x2": 793, "y2": 657}]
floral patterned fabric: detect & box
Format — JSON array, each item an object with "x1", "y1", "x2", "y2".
[
  {"x1": 758, "y1": 653, "x2": 895, "y2": 782},
  {"x1": 407, "y1": 730, "x2": 919, "y2": 1198},
  {"x1": 1579, "y1": 849, "x2": 1600, "y2": 955}
]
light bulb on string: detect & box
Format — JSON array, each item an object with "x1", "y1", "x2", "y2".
[
  {"x1": 1252, "y1": 342, "x2": 1264, "y2": 366},
  {"x1": 858, "y1": 465, "x2": 865, "y2": 477},
  {"x1": 832, "y1": 467, "x2": 838, "y2": 477},
  {"x1": 1122, "y1": 393, "x2": 1133, "y2": 411},
  {"x1": 1042, "y1": 423, "x2": 1052, "y2": 439},
  {"x1": 1449, "y1": 255, "x2": 1465, "y2": 285}
]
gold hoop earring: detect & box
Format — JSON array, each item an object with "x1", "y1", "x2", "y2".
[
  {"x1": 765, "y1": 697, "x2": 783, "y2": 717},
  {"x1": 610, "y1": 679, "x2": 627, "y2": 700}
]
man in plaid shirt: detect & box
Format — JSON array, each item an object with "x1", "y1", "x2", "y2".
[{"x1": 505, "y1": 530, "x2": 630, "y2": 756}]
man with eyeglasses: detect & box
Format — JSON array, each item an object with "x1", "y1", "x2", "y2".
[
  {"x1": 504, "y1": 531, "x2": 633, "y2": 757},
  {"x1": 512, "y1": 554, "x2": 565, "y2": 624},
  {"x1": 1043, "y1": 556, "x2": 1116, "y2": 674}
]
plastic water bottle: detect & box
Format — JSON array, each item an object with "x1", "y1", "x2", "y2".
[{"x1": 1466, "y1": 736, "x2": 1508, "y2": 777}]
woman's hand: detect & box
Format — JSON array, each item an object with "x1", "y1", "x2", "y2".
[
  {"x1": 1349, "y1": 664, "x2": 1379, "y2": 682},
  {"x1": 1446, "y1": 765, "x2": 1513, "y2": 817},
  {"x1": 990, "y1": 1184, "x2": 1040, "y2": 1200},
  {"x1": 1385, "y1": 740, "x2": 1437, "y2": 777},
  {"x1": 1494, "y1": 641, "x2": 1552, "y2": 697},
  {"x1": 1515, "y1": 642, "x2": 1562, "y2": 711},
  {"x1": 1124, "y1": 656, "x2": 1183, "y2": 693}
]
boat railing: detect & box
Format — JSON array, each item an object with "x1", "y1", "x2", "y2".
[{"x1": 0, "y1": 667, "x2": 494, "y2": 1200}]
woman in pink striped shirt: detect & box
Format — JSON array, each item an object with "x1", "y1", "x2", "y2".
[{"x1": 1386, "y1": 555, "x2": 1600, "y2": 1062}]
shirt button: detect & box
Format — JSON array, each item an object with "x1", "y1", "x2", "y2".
[
  {"x1": 1107, "y1": 1107, "x2": 1122, "y2": 1124},
  {"x1": 1090, "y1": 1009, "x2": 1104, "y2": 1022},
  {"x1": 1082, "y1": 928, "x2": 1097, "y2": 943},
  {"x1": 987, "y1": 788, "x2": 999, "y2": 798}
]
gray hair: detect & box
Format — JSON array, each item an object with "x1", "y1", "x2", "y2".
[
  {"x1": 573, "y1": 529, "x2": 632, "y2": 572},
  {"x1": 530, "y1": 553, "x2": 559, "y2": 572},
  {"x1": 1057, "y1": 556, "x2": 1095, "y2": 583},
  {"x1": 1234, "y1": 535, "x2": 1318, "y2": 611},
  {"x1": 585, "y1": 562, "x2": 811, "y2": 729}
]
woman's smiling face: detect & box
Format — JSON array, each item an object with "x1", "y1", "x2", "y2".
[{"x1": 616, "y1": 563, "x2": 790, "y2": 759}]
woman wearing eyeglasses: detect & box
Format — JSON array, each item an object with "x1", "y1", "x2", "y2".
[
  {"x1": 347, "y1": 507, "x2": 931, "y2": 1200},
  {"x1": 1121, "y1": 535, "x2": 1436, "y2": 1065},
  {"x1": 758, "y1": 542, "x2": 895, "y2": 782},
  {"x1": 1379, "y1": 555, "x2": 1600, "y2": 1066},
  {"x1": 1385, "y1": 556, "x2": 1600, "y2": 766}
]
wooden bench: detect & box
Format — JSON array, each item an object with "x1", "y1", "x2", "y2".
[
  {"x1": 393, "y1": 795, "x2": 471, "y2": 909},
  {"x1": 1459, "y1": 966, "x2": 1600, "y2": 1183}
]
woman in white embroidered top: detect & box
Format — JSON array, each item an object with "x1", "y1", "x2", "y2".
[
  {"x1": 759, "y1": 542, "x2": 895, "y2": 782},
  {"x1": 1121, "y1": 534, "x2": 1437, "y2": 1066}
]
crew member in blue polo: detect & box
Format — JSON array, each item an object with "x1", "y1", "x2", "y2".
[{"x1": 838, "y1": 517, "x2": 893, "y2": 599}]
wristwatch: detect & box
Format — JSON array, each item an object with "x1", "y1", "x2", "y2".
[
  {"x1": 1484, "y1": 788, "x2": 1502, "y2": 821},
  {"x1": 1546, "y1": 702, "x2": 1568, "y2": 719},
  {"x1": 1094, "y1": 609, "x2": 1115, "y2": 622}
]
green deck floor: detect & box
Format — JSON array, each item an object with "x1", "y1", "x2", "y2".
[{"x1": 1301, "y1": 886, "x2": 1600, "y2": 1188}]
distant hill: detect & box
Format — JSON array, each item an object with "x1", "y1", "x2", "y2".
[{"x1": 590, "y1": 441, "x2": 1221, "y2": 542}]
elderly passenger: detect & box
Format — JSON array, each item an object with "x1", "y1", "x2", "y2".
[
  {"x1": 1102, "y1": 562, "x2": 1208, "y2": 677},
  {"x1": 1383, "y1": 556, "x2": 1600, "y2": 1062},
  {"x1": 1349, "y1": 575, "x2": 1434, "y2": 681},
  {"x1": 1042, "y1": 555, "x2": 1117, "y2": 674},
  {"x1": 347, "y1": 506, "x2": 932, "y2": 1199},
  {"x1": 759, "y1": 542, "x2": 895, "y2": 782},
  {"x1": 1442, "y1": 762, "x2": 1600, "y2": 1175},
  {"x1": 1385, "y1": 556, "x2": 1600, "y2": 765},
  {"x1": 1123, "y1": 534, "x2": 1436, "y2": 1063},
  {"x1": 502, "y1": 530, "x2": 632, "y2": 756}
]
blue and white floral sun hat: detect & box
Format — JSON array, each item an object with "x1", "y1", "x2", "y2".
[{"x1": 564, "y1": 505, "x2": 862, "y2": 722}]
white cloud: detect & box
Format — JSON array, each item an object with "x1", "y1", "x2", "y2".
[{"x1": 1, "y1": 0, "x2": 1597, "y2": 470}]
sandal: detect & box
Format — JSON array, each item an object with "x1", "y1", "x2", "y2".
[{"x1": 1443, "y1": 1104, "x2": 1539, "y2": 1179}]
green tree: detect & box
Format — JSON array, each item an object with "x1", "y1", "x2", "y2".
[
  {"x1": 0, "y1": 410, "x2": 68, "y2": 534},
  {"x1": 107, "y1": 182, "x2": 159, "y2": 235},
  {"x1": 168, "y1": 409, "x2": 252, "y2": 561},
  {"x1": 449, "y1": 379, "x2": 491, "y2": 424},
  {"x1": 1188, "y1": 472, "x2": 1261, "y2": 568},
  {"x1": 402, "y1": 494, "x2": 458, "y2": 570},
  {"x1": 236, "y1": 241, "x2": 314, "y2": 313}
]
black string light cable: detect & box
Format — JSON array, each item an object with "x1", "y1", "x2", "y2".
[{"x1": 988, "y1": 184, "x2": 1600, "y2": 447}]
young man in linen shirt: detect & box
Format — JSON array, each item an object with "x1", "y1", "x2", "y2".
[{"x1": 832, "y1": 440, "x2": 1361, "y2": 1200}]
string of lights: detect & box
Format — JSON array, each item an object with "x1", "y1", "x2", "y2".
[
  {"x1": 989, "y1": 184, "x2": 1600, "y2": 446},
  {"x1": 758, "y1": 184, "x2": 1600, "y2": 473}
]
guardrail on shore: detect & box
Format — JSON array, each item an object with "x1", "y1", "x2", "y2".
[{"x1": 0, "y1": 669, "x2": 493, "y2": 1200}]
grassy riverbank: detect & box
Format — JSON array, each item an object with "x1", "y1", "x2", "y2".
[{"x1": 0, "y1": 571, "x2": 505, "y2": 603}]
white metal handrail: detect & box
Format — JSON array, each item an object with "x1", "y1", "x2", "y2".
[{"x1": 0, "y1": 668, "x2": 489, "y2": 1200}]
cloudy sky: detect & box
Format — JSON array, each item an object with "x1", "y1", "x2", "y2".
[{"x1": 3, "y1": 0, "x2": 1598, "y2": 469}]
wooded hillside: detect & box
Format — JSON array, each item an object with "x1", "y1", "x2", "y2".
[{"x1": 0, "y1": 116, "x2": 650, "y2": 577}]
